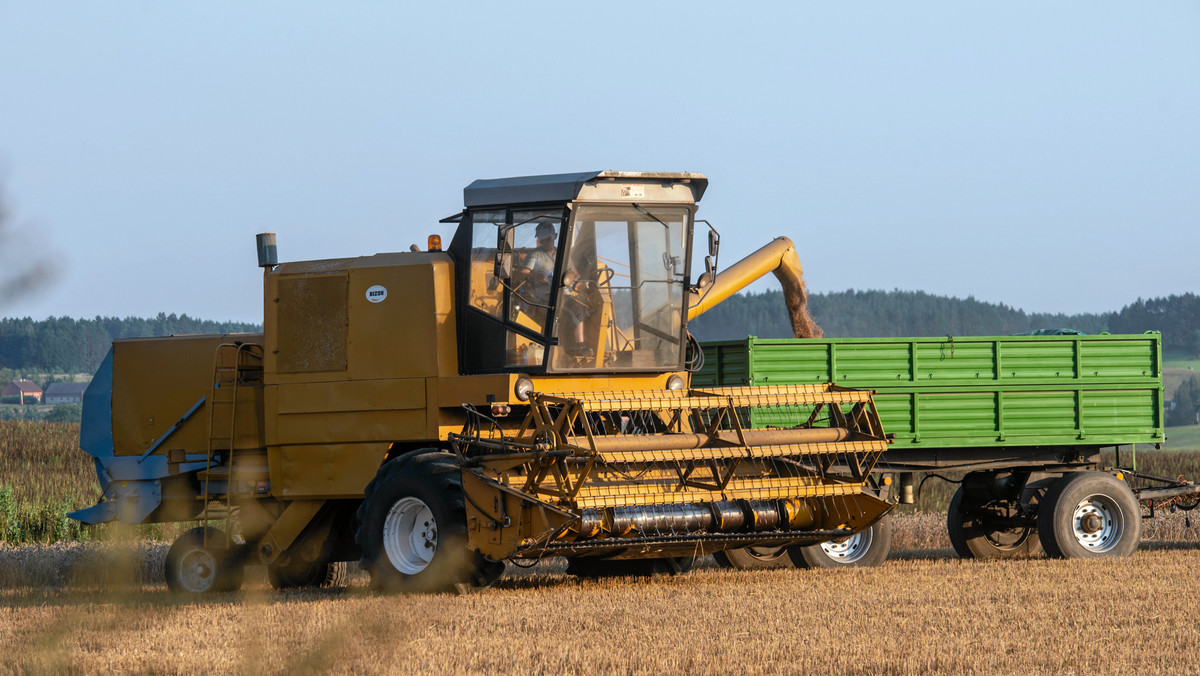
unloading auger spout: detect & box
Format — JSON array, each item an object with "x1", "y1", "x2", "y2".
[{"x1": 687, "y1": 236, "x2": 823, "y2": 338}]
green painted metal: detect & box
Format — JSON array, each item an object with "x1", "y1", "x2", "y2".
[{"x1": 696, "y1": 334, "x2": 1165, "y2": 450}]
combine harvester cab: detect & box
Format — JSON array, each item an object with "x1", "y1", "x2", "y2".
[{"x1": 72, "y1": 171, "x2": 896, "y2": 593}]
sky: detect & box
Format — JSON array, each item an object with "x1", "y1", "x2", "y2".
[{"x1": 0, "y1": 2, "x2": 1197, "y2": 323}]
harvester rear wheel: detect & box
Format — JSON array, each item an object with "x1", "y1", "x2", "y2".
[
  {"x1": 165, "y1": 526, "x2": 244, "y2": 594},
  {"x1": 1036, "y1": 471, "x2": 1141, "y2": 559},
  {"x1": 947, "y1": 485, "x2": 1043, "y2": 559},
  {"x1": 267, "y1": 558, "x2": 349, "y2": 590},
  {"x1": 713, "y1": 545, "x2": 795, "y2": 570},
  {"x1": 789, "y1": 517, "x2": 892, "y2": 569},
  {"x1": 356, "y1": 450, "x2": 491, "y2": 593}
]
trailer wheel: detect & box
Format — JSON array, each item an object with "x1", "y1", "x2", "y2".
[
  {"x1": 713, "y1": 545, "x2": 795, "y2": 570},
  {"x1": 165, "y1": 526, "x2": 244, "y2": 594},
  {"x1": 789, "y1": 517, "x2": 892, "y2": 569},
  {"x1": 267, "y1": 558, "x2": 348, "y2": 590},
  {"x1": 356, "y1": 451, "x2": 488, "y2": 592},
  {"x1": 947, "y1": 485, "x2": 1043, "y2": 559},
  {"x1": 1037, "y1": 471, "x2": 1141, "y2": 559}
]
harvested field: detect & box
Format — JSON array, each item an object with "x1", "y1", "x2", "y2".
[
  {"x1": 4, "y1": 514, "x2": 1200, "y2": 674},
  {"x1": 6, "y1": 421, "x2": 1200, "y2": 672},
  {"x1": 3, "y1": 543, "x2": 1200, "y2": 673}
]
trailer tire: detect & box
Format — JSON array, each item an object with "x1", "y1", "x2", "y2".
[
  {"x1": 1037, "y1": 471, "x2": 1141, "y2": 559},
  {"x1": 165, "y1": 526, "x2": 244, "y2": 594},
  {"x1": 790, "y1": 517, "x2": 892, "y2": 569},
  {"x1": 267, "y1": 559, "x2": 348, "y2": 590},
  {"x1": 947, "y1": 485, "x2": 1043, "y2": 559},
  {"x1": 356, "y1": 451, "x2": 484, "y2": 593},
  {"x1": 713, "y1": 545, "x2": 795, "y2": 570}
]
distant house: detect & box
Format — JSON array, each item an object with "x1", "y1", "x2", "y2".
[
  {"x1": 44, "y1": 382, "x2": 89, "y2": 405},
  {"x1": 2, "y1": 380, "x2": 43, "y2": 403}
]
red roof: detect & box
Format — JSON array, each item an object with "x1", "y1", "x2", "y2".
[{"x1": 3, "y1": 380, "x2": 43, "y2": 395}]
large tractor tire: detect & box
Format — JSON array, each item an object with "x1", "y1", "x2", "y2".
[
  {"x1": 267, "y1": 558, "x2": 349, "y2": 590},
  {"x1": 356, "y1": 450, "x2": 501, "y2": 593},
  {"x1": 165, "y1": 526, "x2": 245, "y2": 594},
  {"x1": 789, "y1": 517, "x2": 892, "y2": 569},
  {"x1": 1037, "y1": 471, "x2": 1142, "y2": 559},
  {"x1": 947, "y1": 484, "x2": 1043, "y2": 559},
  {"x1": 713, "y1": 545, "x2": 796, "y2": 570}
]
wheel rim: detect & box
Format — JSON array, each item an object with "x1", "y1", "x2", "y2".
[
  {"x1": 983, "y1": 526, "x2": 1035, "y2": 550},
  {"x1": 1070, "y1": 494, "x2": 1123, "y2": 553},
  {"x1": 979, "y1": 505, "x2": 1035, "y2": 551},
  {"x1": 177, "y1": 548, "x2": 218, "y2": 593},
  {"x1": 383, "y1": 496, "x2": 438, "y2": 574},
  {"x1": 820, "y1": 529, "x2": 874, "y2": 563},
  {"x1": 745, "y1": 545, "x2": 787, "y2": 561}
]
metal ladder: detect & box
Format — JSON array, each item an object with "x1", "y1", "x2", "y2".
[{"x1": 200, "y1": 341, "x2": 264, "y2": 544}]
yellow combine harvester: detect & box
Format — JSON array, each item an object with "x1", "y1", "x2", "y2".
[{"x1": 71, "y1": 171, "x2": 894, "y2": 592}]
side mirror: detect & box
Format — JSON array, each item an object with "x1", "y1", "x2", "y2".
[
  {"x1": 704, "y1": 255, "x2": 715, "y2": 280},
  {"x1": 708, "y1": 228, "x2": 720, "y2": 258},
  {"x1": 494, "y1": 225, "x2": 515, "y2": 280},
  {"x1": 495, "y1": 251, "x2": 513, "y2": 280}
]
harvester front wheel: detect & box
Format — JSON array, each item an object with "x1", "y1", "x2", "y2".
[
  {"x1": 947, "y1": 485, "x2": 1043, "y2": 559},
  {"x1": 165, "y1": 526, "x2": 244, "y2": 594},
  {"x1": 1036, "y1": 471, "x2": 1141, "y2": 559},
  {"x1": 789, "y1": 517, "x2": 892, "y2": 569},
  {"x1": 356, "y1": 451, "x2": 487, "y2": 593},
  {"x1": 713, "y1": 545, "x2": 795, "y2": 570}
]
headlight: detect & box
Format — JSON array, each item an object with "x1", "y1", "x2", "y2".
[
  {"x1": 666, "y1": 375, "x2": 686, "y2": 391},
  {"x1": 514, "y1": 377, "x2": 535, "y2": 401}
]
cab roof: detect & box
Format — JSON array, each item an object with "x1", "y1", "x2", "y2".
[{"x1": 463, "y1": 170, "x2": 708, "y2": 207}]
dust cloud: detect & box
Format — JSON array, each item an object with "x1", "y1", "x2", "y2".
[{"x1": 0, "y1": 183, "x2": 56, "y2": 308}]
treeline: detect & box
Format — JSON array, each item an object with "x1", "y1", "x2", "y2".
[
  {"x1": 1, "y1": 291, "x2": 1197, "y2": 373},
  {"x1": 0, "y1": 314, "x2": 260, "y2": 374},
  {"x1": 1106, "y1": 295, "x2": 1200, "y2": 354},
  {"x1": 690, "y1": 289, "x2": 1200, "y2": 354}
]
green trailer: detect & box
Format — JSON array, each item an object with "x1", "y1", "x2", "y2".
[{"x1": 696, "y1": 333, "x2": 1191, "y2": 565}]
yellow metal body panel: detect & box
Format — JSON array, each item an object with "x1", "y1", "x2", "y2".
[
  {"x1": 267, "y1": 378, "x2": 428, "y2": 446},
  {"x1": 111, "y1": 335, "x2": 264, "y2": 456},
  {"x1": 255, "y1": 499, "x2": 325, "y2": 564},
  {"x1": 268, "y1": 442, "x2": 389, "y2": 499},
  {"x1": 263, "y1": 253, "x2": 457, "y2": 384},
  {"x1": 259, "y1": 253, "x2": 462, "y2": 498}
]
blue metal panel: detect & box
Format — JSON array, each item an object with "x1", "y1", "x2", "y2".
[
  {"x1": 103, "y1": 456, "x2": 209, "y2": 482},
  {"x1": 80, "y1": 348, "x2": 114, "y2": 458},
  {"x1": 68, "y1": 501, "x2": 116, "y2": 525}
]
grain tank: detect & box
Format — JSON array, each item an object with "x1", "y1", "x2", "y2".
[{"x1": 71, "y1": 171, "x2": 894, "y2": 592}]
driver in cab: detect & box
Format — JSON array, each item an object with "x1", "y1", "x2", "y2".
[{"x1": 514, "y1": 221, "x2": 558, "y2": 306}]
